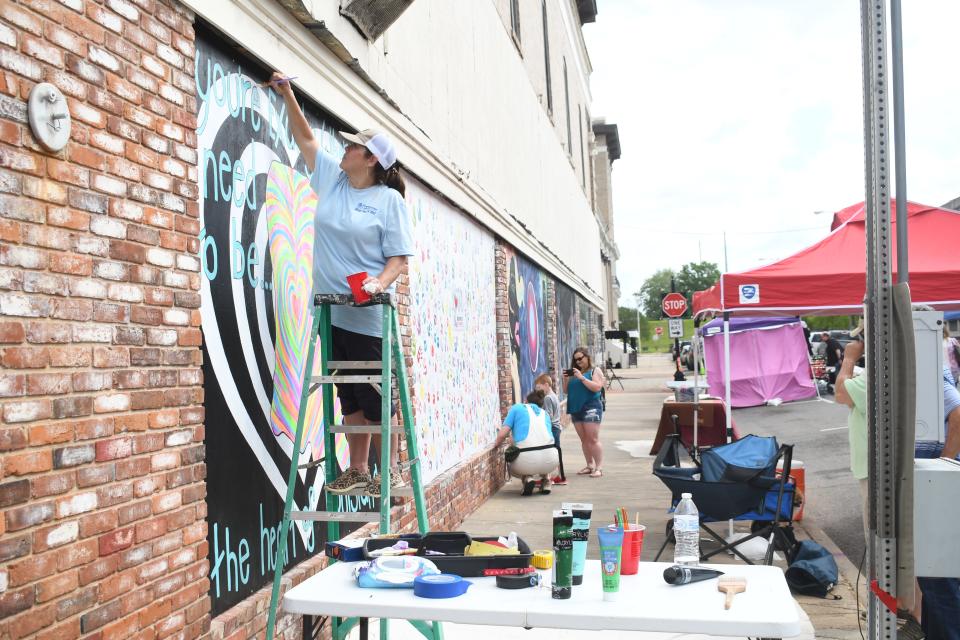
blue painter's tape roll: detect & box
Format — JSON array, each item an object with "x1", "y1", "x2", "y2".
[{"x1": 413, "y1": 574, "x2": 471, "y2": 598}]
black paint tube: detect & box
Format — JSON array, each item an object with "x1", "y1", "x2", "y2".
[{"x1": 663, "y1": 565, "x2": 724, "y2": 585}]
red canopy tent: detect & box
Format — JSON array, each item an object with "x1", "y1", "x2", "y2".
[{"x1": 693, "y1": 201, "x2": 960, "y2": 317}]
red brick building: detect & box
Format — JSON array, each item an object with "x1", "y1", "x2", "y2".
[{"x1": 0, "y1": 1, "x2": 615, "y2": 638}]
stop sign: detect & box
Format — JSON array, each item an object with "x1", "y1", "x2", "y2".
[
  {"x1": 655, "y1": 326, "x2": 663, "y2": 335},
  {"x1": 662, "y1": 292, "x2": 688, "y2": 318}
]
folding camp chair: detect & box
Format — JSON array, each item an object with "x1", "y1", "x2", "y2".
[{"x1": 652, "y1": 432, "x2": 796, "y2": 566}]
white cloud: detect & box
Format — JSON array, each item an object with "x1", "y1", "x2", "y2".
[{"x1": 585, "y1": 0, "x2": 960, "y2": 304}]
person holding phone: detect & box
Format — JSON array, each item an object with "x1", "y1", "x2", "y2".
[
  {"x1": 563, "y1": 347, "x2": 606, "y2": 478},
  {"x1": 267, "y1": 72, "x2": 413, "y2": 497}
]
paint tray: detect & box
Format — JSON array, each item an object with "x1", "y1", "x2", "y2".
[{"x1": 363, "y1": 532, "x2": 533, "y2": 577}]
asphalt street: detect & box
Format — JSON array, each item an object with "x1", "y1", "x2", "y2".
[{"x1": 732, "y1": 394, "x2": 867, "y2": 571}]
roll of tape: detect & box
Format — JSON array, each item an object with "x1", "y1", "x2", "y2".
[
  {"x1": 532, "y1": 550, "x2": 553, "y2": 569},
  {"x1": 496, "y1": 573, "x2": 541, "y2": 589},
  {"x1": 413, "y1": 574, "x2": 471, "y2": 598}
]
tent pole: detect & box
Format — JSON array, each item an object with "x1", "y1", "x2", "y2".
[
  {"x1": 692, "y1": 316, "x2": 701, "y2": 452},
  {"x1": 723, "y1": 311, "x2": 734, "y2": 545},
  {"x1": 723, "y1": 312, "x2": 732, "y2": 441}
]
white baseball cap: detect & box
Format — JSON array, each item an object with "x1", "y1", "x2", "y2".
[{"x1": 340, "y1": 128, "x2": 397, "y2": 169}]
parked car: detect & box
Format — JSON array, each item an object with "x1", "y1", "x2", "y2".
[
  {"x1": 809, "y1": 330, "x2": 854, "y2": 357},
  {"x1": 670, "y1": 340, "x2": 691, "y2": 362}
]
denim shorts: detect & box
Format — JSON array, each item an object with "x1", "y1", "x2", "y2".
[{"x1": 570, "y1": 399, "x2": 603, "y2": 424}]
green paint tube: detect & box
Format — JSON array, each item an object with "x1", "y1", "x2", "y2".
[
  {"x1": 552, "y1": 509, "x2": 573, "y2": 599},
  {"x1": 562, "y1": 502, "x2": 592, "y2": 586},
  {"x1": 597, "y1": 526, "x2": 624, "y2": 601}
]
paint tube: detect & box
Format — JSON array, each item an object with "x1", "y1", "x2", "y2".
[
  {"x1": 597, "y1": 526, "x2": 624, "y2": 602},
  {"x1": 551, "y1": 509, "x2": 573, "y2": 599},
  {"x1": 561, "y1": 502, "x2": 593, "y2": 586}
]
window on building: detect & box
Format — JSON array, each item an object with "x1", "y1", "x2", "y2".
[
  {"x1": 510, "y1": 0, "x2": 521, "y2": 43},
  {"x1": 586, "y1": 108, "x2": 595, "y2": 207},
  {"x1": 563, "y1": 57, "x2": 571, "y2": 154},
  {"x1": 578, "y1": 105, "x2": 585, "y2": 188},
  {"x1": 542, "y1": 0, "x2": 552, "y2": 114}
]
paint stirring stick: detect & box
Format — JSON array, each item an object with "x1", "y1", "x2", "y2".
[{"x1": 717, "y1": 576, "x2": 747, "y2": 609}]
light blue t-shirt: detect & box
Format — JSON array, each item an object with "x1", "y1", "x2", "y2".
[
  {"x1": 310, "y1": 149, "x2": 413, "y2": 337},
  {"x1": 944, "y1": 368, "x2": 960, "y2": 423},
  {"x1": 503, "y1": 403, "x2": 553, "y2": 445}
]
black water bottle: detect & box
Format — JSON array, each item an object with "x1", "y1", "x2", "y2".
[{"x1": 663, "y1": 565, "x2": 724, "y2": 585}]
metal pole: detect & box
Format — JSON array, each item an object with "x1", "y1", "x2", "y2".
[
  {"x1": 723, "y1": 311, "x2": 734, "y2": 543},
  {"x1": 723, "y1": 312, "x2": 732, "y2": 442},
  {"x1": 723, "y1": 232, "x2": 728, "y2": 273},
  {"x1": 890, "y1": 0, "x2": 908, "y2": 284},
  {"x1": 636, "y1": 305, "x2": 641, "y2": 365},
  {"x1": 860, "y1": 0, "x2": 898, "y2": 636}
]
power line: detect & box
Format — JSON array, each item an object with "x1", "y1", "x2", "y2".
[{"x1": 616, "y1": 225, "x2": 825, "y2": 236}]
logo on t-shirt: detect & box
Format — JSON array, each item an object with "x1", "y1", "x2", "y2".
[{"x1": 354, "y1": 203, "x2": 378, "y2": 215}]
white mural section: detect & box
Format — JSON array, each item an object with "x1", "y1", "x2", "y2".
[{"x1": 406, "y1": 178, "x2": 499, "y2": 482}]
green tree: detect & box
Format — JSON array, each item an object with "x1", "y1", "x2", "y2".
[
  {"x1": 618, "y1": 306, "x2": 639, "y2": 331},
  {"x1": 635, "y1": 268, "x2": 675, "y2": 318},
  {"x1": 676, "y1": 261, "x2": 721, "y2": 303}
]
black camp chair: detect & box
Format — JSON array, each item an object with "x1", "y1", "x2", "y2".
[{"x1": 652, "y1": 430, "x2": 796, "y2": 566}]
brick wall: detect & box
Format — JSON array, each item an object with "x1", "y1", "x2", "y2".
[{"x1": 0, "y1": 1, "x2": 206, "y2": 638}]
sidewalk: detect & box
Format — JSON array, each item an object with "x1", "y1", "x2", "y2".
[{"x1": 350, "y1": 354, "x2": 864, "y2": 639}]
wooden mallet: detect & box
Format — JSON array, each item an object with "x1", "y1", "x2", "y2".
[{"x1": 718, "y1": 576, "x2": 747, "y2": 609}]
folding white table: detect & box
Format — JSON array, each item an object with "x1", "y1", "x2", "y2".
[{"x1": 283, "y1": 560, "x2": 802, "y2": 638}]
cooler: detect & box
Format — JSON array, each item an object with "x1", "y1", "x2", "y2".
[{"x1": 777, "y1": 460, "x2": 805, "y2": 521}]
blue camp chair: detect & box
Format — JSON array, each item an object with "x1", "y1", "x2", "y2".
[{"x1": 653, "y1": 431, "x2": 796, "y2": 565}]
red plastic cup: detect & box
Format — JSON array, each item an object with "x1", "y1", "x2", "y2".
[
  {"x1": 346, "y1": 271, "x2": 370, "y2": 304},
  {"x1": 620, "y1": 524, "x2": 645, "y2": 575}
]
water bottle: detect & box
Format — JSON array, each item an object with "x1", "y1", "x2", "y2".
[{"x1": 673, "y1": 492, "x2": 700, "y2": 565}]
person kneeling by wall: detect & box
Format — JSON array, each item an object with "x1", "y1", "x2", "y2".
[{"x1": 495, "y1": 390, "x2": 559, "y2": 496}]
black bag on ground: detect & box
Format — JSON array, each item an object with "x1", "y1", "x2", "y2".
[{"x1": 785, "y1": 540, "x2": 840, "y2": 598}]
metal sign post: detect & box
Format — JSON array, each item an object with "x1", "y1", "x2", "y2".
[{"x1": 861, "y1": 1, "x2": 907, "y2": 638}]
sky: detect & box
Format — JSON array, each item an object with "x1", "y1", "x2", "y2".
[{"x1": 583, "y1": 1, "x2": 960, "y2": 307}]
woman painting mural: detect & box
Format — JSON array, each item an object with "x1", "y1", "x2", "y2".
[{"x1": 267, "y1": 72, "x2": 412, "y2": 497}]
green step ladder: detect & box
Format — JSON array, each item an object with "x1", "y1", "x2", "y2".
[{"x1": 265, "y1": 293, "x2": 441, "y2": 640}]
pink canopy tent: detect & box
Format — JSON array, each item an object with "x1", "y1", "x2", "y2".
[{"x1": 700, "y1": 317, "x2": 815, "y2": 408}]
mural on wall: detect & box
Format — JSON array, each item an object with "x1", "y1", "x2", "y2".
[
  {"x1": 406, "y1": 178, "x2": 499, "y2": 482},
  {"x1": 554, "y1": 281, "x2": 581, "y2": 397},
  {"x1": 504, "y1": 247, "x2": 548, "y2": 402},
  {"x1": 195, "y1": 32, "x2": 373, "y2": 615}
]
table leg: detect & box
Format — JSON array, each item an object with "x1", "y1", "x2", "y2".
[{"x1": 359, "y1": 617, "x2": 368, "y2": 640}]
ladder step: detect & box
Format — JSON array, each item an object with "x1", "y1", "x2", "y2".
[
  {"x1": 313, "y1": 375, "x2": 383, "y2": 384},
  {"x1": 290, "y1": 510, "x2": 380, "y2": 523},
  {"x1": 327, "y1": 360, "x2": 395, "y2": 370},
  {"x1": 329, "y1": 424, "x2": 396, "y2": 434}
]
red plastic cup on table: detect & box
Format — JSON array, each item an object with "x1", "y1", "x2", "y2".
[
  {"x1": 619, "y1": 524, "x2": 645, "y2": 575},
  {"x1": 346, "y1": 271, "x2": 371, "y2": 304}
]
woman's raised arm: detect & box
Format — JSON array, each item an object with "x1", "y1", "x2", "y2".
[{"x1": 267, "y1": 71, "x2": 320, "y2": 172}]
